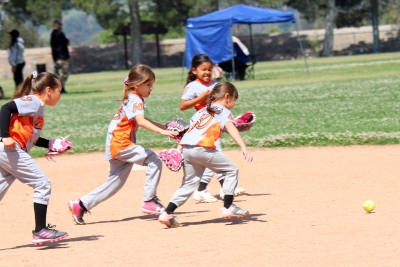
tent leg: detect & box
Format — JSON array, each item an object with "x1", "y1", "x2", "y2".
[
  {"x1": 182, "y1": 46, "x2": 186, "y2": 85},
  {"x1": 295, "y1": 21, "x2": 310, "y2": 76},
  {"x1": 230, "y1": 28, "x2": 236, "y2": 81}
]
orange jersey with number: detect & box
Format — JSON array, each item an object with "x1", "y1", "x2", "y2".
[
  {"x1": 9, "y1": 94, "x2": 45, "y2": 152},
  {"x1": 105, "y1": 91, "x2": 145, "y2": 160},
  {"x1": 180, "y1": 104, "x2": 234, "y2": 149}
]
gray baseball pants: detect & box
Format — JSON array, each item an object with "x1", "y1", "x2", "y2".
[
  {"x1": 80, "y1": 145, "x2": 162, "y2": 210},
  {"x1": 170, "y1": 145, "x2": 238, "y2": 207},
  {"x1": 0, "y1": 143, "x2": 51, "y2": 205},
  {"x1": 200, "y1": 137, "x2": 223, "y2": 183}
]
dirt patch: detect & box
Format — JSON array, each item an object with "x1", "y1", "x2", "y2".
[{"x1": 1, "y1": 145, "x2": 399, "y2": 267}]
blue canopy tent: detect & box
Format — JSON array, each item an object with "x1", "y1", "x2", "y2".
[{"x1": 185, "y1": 4, "x2": 309, "y2": 79}]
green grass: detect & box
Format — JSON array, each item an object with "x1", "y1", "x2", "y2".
[{"x1": 1, "y1": 52, "x2": 399, "y2": 157}]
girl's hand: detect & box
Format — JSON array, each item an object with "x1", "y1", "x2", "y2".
[
  {"x1": 200, "y1": 89, "x2": 211, "y2": 99},
  {"x1": 2, "y1": 137, "x2": 16, "y2": 149},
  {"x1": 241, "y1": 148, "x2": 253, "y2": 162},
  {"x1": 160, "y1": 129, "x2": 179, "y2": 139}
]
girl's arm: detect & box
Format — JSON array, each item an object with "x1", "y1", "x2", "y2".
[
  {"x1": 179, "y1": 90, "x2": 211, "y2": 110},
  {"x1": 0, "y1": 101, "x2": 18, "y2": 148},
  {"x1": 146, "y1": 118, "x2": 166, "y2": 129},
  {"x1": 135, "y1": 114, "x2": 178, "y2": 138},
  {"x1": 225, "y1": 121, "x2": 253, "y2": 162}
]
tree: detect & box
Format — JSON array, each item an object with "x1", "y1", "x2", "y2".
[
  {"x1": 72, "y1": 0, "x2": 143, "y2": 65},
  {"x1": 321, "y1": 0, "x2": 335, "y2": 56},
  {"x1": 286, "y1": 0, "x2": 398, "y2": 56}
]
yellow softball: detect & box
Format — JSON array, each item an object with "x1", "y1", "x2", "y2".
[{"x1": 363, "y1": 200, "x2": 375, "y2": 213}]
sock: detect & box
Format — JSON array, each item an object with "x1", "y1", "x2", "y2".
[
  {"x1": 34, "y1": 203, "x2": 48, "y2": 232},
  {"x1": 219, "y1": 179, "x2": 225, "y2": 186},
  {"x1": 223, "y1": 195, "x2": 234, "y2": 209},
  {"x1": 197, "y1": 182, "x2": 208, "y2": 191},
  {"x1": 165, "y1": 202, "x2": 178, "y2": 214},
  {"x1": 79, "y1": 200, "x2": 87, "y2": 211}
]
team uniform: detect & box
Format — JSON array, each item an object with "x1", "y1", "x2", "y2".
[
  {"x1": 181, "y1": 79, "x2": 222, "y2": 181},
  {"x1": 72, "y1": 91, "x2": 164, "y2": 221},
  {"x1": 0, "y1": 95, "x2": 50, "y2": 204},
  {"x1": 0, "y1": 94, "x2": 68, "y2": 244},
  {"x1": 169, "y1": 104, "x2": 239, "y2": 207}
]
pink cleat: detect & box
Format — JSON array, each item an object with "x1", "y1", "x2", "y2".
[
  {"x1": 141, "y1": 196, "x2": 165, "y2": 215},
  {"x1": 68, "y1": 199, "x2": 88, "y2": 225}
]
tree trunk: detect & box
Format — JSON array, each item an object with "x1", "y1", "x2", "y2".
[
  {"x1": 321, "y1": 0, "x2": 336, "y2": 56},
  {"x1": 128, "y1": 0, "x2": 142, "y2": 66}
]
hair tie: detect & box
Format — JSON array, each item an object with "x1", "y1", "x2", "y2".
[
  {"x1": 32, "y1": 71, "x2": 38, "y2": 79},
  {"x1": 124, "y1": 76, "x2": 129, "y2": 85}
]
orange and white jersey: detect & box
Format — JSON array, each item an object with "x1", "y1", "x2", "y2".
[
  {"x1": 105, "y1": 91, "x2": 145, "y2": 160},
  {"x1": 181, "y1": 79, "x2": 218, "y2": 111},
  {"x1": 10, "y1": 94, "x2": 45, "y2": 152},
  {"x1": 180, "y1": 104, "x2": 234, "y2": 149}
]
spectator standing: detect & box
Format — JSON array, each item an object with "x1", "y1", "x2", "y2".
[
  {"x1": 51, "y1": 19, "x2": 70, "y2": 94},
  {"x1": 8, "y1": 29, "x2": 25, "y2": 88}
]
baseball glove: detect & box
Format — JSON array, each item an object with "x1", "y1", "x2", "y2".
[
  {"x1": 234, "y1": 111, "x2": 256, "y2": 132},
  {"x1": 45, "y1": 135, "x2": 73, "y2": 161},
  {"x1": 165, "y1": 118, "x2": 190, "y2": 142},
  {"x1": 159, "y1": 149, "x2": 183, "y2": 172}
]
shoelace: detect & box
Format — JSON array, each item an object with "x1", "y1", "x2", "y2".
[
  {"x1": 152, "y1": 197, "x2": 165, "y2": 208},
  {"x1": 44, "y1": 224, "x2": 58, "y2": 233}
]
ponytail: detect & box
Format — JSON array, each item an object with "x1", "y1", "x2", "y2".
[
  {"x1": 206, "y1": 82, "x2": 238, "y2": 115},
  {"x1": 13, "y1": 74, "x2": 34, "y2": 99}
]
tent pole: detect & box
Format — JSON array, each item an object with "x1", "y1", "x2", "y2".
[
  {"x1": 231, "y1": 27, "x2": 236, "y2": 81},
  {"x1": 295, "y1": 21, "x2": 310, "y2": 76},
  {"x1": 182, "y1": 40, "x2": 187, "y2": 85},
  {"x1": 249, "y1": 24, "x2": 254, "y2": 53}
]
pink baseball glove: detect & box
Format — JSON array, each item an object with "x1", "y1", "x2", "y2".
[
  {"x1": 45, "y1": 135, "x2": 73, "y2": 161},
  {"x1": 158, "y1": 148, "x2": 183, "y2": 172},
  {"x1": 165, "y1": 118, "x2": 190, "y2": 142},
  {"x1": 234, "y1": 111, "x2": 256, "y2": 132}
]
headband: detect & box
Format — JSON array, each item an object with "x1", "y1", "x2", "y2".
[{"x1": 124, "y1": 76, "x2": 129, "y2": 85}]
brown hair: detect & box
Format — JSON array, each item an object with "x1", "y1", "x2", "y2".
[
  {"x1": 12, "y1": 72, "x2": 61, "y2": 100},
  {"x1": 120, "y1": 64, "x2": 155, "y2": 104},
  {"x1": 186, "y1": 54, "x2": 213, "y2": 86},
  {"x1": 206, "y1": 82, "x2": 238, "y2": 115}
]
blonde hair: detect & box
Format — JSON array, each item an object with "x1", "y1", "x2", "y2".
[
  {"x1": 13, "y1": 72, "x2": 61, "y2": 100},
  {"x1": 120, "y1": 64, "x2": 155, "y2": 104},
  {"x1": 206, "y1": 82, "x2": 238, "y2": 115}
]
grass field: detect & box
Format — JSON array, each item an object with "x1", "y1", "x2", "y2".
[{"x1": 1, "y1": 52, "x2": 399, "y2": 157}]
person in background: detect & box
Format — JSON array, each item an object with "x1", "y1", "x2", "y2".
[
  {"x1": 218, "y1": 36, "x2": 250, "y2": 81},
  {"x1": 51, "y1": 19, "x2": 70, "y2": 94},
  {"x1": 8, "y1": 29, "x2": 25, "y2": 88}
]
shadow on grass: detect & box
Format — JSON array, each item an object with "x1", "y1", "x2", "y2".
[{"x1": 0, "y1": 235, "x2": 103, "y2": 251}]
